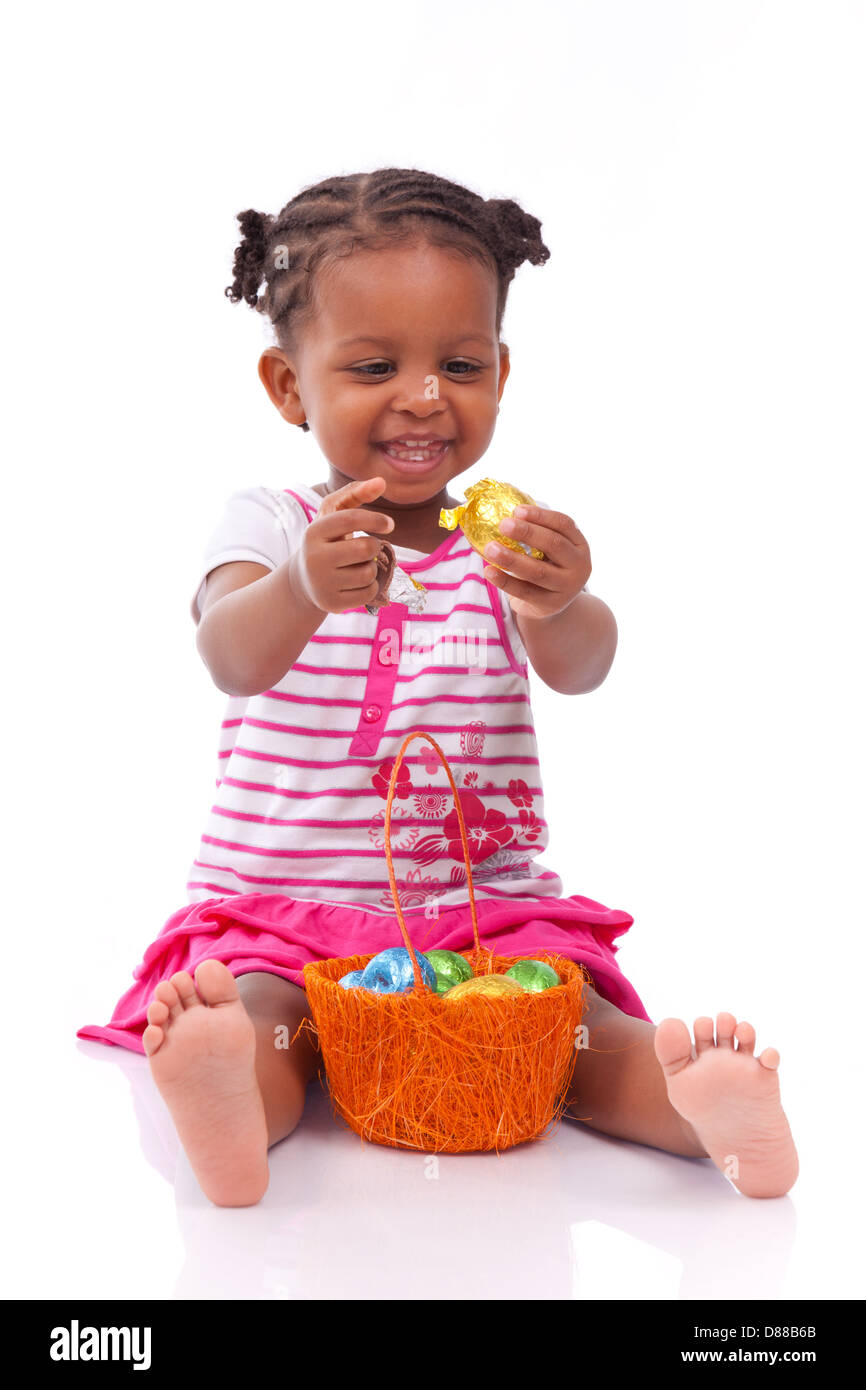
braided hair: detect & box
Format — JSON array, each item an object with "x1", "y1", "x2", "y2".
[{"x1": 224, "y1": 168, "x2": 550, "y2": 430}]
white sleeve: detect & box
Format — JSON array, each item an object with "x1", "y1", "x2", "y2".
[{"x1": 189, "y1": 486, "x2": 309, "y2": 622}]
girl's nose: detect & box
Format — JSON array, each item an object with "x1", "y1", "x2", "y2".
[{"x1": 389, "y1": 373, "x2": 445, "y2": 413}]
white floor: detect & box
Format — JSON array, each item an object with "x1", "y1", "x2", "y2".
[{"x1": 6, "y1": 1022, "x2": 861, "y2": 1301}]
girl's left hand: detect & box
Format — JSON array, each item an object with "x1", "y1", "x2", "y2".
[{"x1": 482, "y1": 505, "x2": 592, "y2": 619}]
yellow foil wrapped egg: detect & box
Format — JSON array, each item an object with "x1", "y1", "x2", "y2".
[
  {"x1": 443, "y1": 974, "x2": 525, "y2": 1002},
  {"x1": 439, "y1": 478, "x2": 545, "y2": 561}
]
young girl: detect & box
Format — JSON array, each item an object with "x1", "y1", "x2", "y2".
[{"x1": 77, "y1": 166, "x2": 798, "y2": 1207}]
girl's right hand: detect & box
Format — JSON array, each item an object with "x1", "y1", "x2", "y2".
[{"x1": 290, "y1": 476, "x2": 395, "y2": 614}]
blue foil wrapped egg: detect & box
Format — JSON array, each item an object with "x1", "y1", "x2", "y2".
[
  {"x1": 360, "y1": 947, "x2": 437, "y2": 994},
  {"x1": 338, "y1": 970, "x2": 366, "y2": 989}
]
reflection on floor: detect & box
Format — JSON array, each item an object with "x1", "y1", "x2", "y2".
[{"x1": 61, "y1": 1041, "x2": 802, "y2": 1301}]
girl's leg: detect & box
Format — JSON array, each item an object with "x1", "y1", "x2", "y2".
[
  {"x1": 235, "y1": 970, "x2": 320, "y2": 1146},
  {"x1": 565, "y1": 985, "x2": 799, "y2": 1198},
  {"x1": 565, "y1": 985, "x2": 706, "y2": 1156},
  {"x1": 143, "y1": 960, "x2": 320, "y2": 1208}
]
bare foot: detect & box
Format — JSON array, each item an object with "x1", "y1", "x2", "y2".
[
  {"x1": 653, "y1": 1012, "x2": 799, "y2": 1198},
  {"x1": 143, "y1": 960, "x2": 269, "y2": 1207}
]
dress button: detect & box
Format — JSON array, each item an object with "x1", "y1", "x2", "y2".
[{"x1": 363, "y1": 704, "x2": 382, "y2": 723}]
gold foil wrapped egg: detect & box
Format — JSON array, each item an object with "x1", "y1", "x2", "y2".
[
  {"x1": 439, "y1": 478, "x2": 545, "y2": 561},
  {"x1": 443, "y1": 974, "x2": 525, "y2": 1002}
]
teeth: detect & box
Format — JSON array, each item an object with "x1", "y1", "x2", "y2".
[{"x1": 382, "y1": 440, "x2": 446, "y2": 461}]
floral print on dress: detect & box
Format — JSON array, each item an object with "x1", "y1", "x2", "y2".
[
  {"x1": 378, "y1": 865, "x2": 467, "y2": 915},
  {"x1": 367, "y1": 809, "x2": 421, "y2": 852},
  {"x1": 413, "y1": 790, "x2": 450, "y2": 819},
  {"x1": 507, "y1": 777, "x2": 533, "y2": 808},
  {"x1": 460, "y1": 720, "x2": 486, "y2": 758},
  {"x1": 444, "y1": 789, "x2": 513, "y2": 862},
  {"x1": 410, "y1": 787, "x2": 515, "y2": 867},
  {"x1": 369, "y1": 723, "x2": 544, "y2": 911},
  {"x1": 372, "y1": 756, "x2": 413, "y2": 800},
  {"x1": 518, "y1": 808, "x2": 543, "y2": 842},
  {"x1": 419, "y1": 744, "x2": 441, "y2": 777}
]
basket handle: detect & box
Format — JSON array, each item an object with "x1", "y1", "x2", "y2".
[{"x1": 384, "y1": 730, "x2": 488, "y2": 991}]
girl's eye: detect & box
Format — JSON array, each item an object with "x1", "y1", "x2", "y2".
[
  {"x1": 351, "y1": 361, "x2": 482, "y2": 378},
  {"x1": 446, "y1": 360, "x2": 482, "y2": 376}
]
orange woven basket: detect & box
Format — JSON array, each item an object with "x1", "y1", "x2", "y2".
[{"x1": 300, "y1": 731, "x2": 588, "y2": 1153}]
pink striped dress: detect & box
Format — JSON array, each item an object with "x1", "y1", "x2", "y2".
[{"x1": 77, "y1": 483, "x2": 650, "y2": 1054}]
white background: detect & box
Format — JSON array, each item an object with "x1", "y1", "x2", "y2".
[{"x1": 3, "y1": 0, "x2": 863, "y2": 1300}]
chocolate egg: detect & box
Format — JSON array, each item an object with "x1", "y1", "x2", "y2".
[
  {"x1": 424, "y1": 949, "x2": 473, "y2": 995},
  {"x1": 359, "y1": 947, "x2": 437, "y2": 994},
  {"x1": 439, "y1": 478, "x2": 545, "y2": 561},
  {"x1": 443, "y1": 974, "x2": 525, "y2": 1002},
  {"x1": 363, "y1": 542, "x2": 396, "y2": 615},
  {"x1": 504, "y1": 959, "x2": 561, "y2": 992}
]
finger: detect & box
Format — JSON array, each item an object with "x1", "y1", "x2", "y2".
[
  {"x1": 326, "y1": 534, "x2": 392, "y2": 567},
  {"x1": 481, "y1": 541, "x2": 563, "y2": 592},
  {"x1": 338, "y1": 581, "x2": 381, "y2": 609},
  {"x1": 317, "y1": 476, "x2": 388, "y2": 516},
  {"x1": 315, "y1": 508, "x2": 395, "y2": 540},
  {"x1": 482, "y1": 565, "x2": 563, "y2": 611},
  {"x1": 336, "y1": 559, "x2": 381, "y2": 591},
  {"x1": 510, "y1": 504, "x2": 587, "y2": 549},
  {"x1": 498, "y1": 513, "x2": 584, "y2": 568}
]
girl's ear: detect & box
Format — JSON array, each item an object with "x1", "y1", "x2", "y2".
[
  {"x1": 497, "y1": 342, "x2": 511, "y2": 404},
  {"x1": 258, "y1": 348, "x2": 307, "y2": 428}
]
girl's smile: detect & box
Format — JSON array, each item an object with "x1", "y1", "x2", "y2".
[{"x1": 375, "y1": 437, "x2": 452, "y2": 474}]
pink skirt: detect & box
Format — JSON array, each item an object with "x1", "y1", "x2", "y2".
[{"x1": 76, "y1": 891, "x2": 652, "y2": 1055}]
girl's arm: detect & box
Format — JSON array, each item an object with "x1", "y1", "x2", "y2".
[
  {"x1": 195, "y1": 479, "x2": 395, "y2": 696},
  {"x1": 195, "y1": 554, "x2": 325, "y2": 697},
  {"x1": 514, "y1": 594, "x2": 618, "y2": 694},
  {"x1": 481, "y1": 502, "x2": 617, "y2": 695}
]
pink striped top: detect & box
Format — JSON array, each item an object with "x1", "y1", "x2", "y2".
[{"x1": 187, "y1": 482, "x2": 567, "y2": 916}]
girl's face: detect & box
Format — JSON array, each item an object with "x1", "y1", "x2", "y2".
[{"x1": 258, "y1": 240, "x2": 510, "y2": 508}]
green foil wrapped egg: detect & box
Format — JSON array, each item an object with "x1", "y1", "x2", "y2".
[
  {"x1": 424, "y1": 949, "x2": 474, "y2": 996},
  {"x1": 504, "y1": 959, "x2": 562, "y2": 992}
]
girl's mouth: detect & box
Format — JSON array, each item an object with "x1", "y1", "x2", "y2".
[{"x1": 375, "y1": 440, "x2": 451, "y2": 474}]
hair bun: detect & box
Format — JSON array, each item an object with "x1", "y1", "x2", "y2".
[
  {"x1": 488, "y1": 198, "x2": 550, "y2": 269},
  {"x1": 224, "y1": 207, "x2": 274, "y2": 307}
]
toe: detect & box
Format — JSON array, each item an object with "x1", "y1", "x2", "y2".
[
  {"x1": 169, "y1": 970, "x2": 201, "y2": 1009},
  {"x1": 694, "y1": 1016, "x2": 715, "y2": 1054},
  {"x1": 758, "y1": 1046, "x2": 780, "y2": 1070},
  {"x1": 142, "y1": 1023, "x2": 163, "y2": 1058},
  {"x1": 194, "y1": 959, "x2": 240, "y2": 1007},
  {"x1": 735, "y1": 1021, "x2": 756, "y2": 1054},
  {"x1": 653, "y1": 1018, "x2": 694, "y2": 1076},
  {"x1": 154, "y1": 980, "x2": 183, "y2": 1020},
  {"x1": 716, "y1": 1012, "x2": 737, "y2": 1048},
  {"x1": 146, "y1": 998, "x2": 169, "y2": 1028}
]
